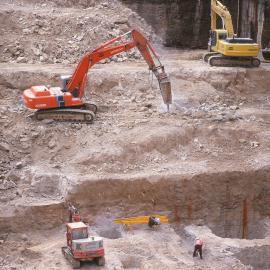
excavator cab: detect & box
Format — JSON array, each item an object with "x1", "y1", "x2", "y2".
[
  {"x1": 60, "y1": 75, "x2": 71, "y2": 92},
  {"x1": 208, "y1": 30, "x2": 227, "y2": 49}
]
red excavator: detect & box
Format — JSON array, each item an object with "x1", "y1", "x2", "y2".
[
  {"x1": 23, "y1": 30, "x2": 172, "y2": 123},
  {"x1": 62, "y1": 222, "x2": 105, "y2": 268},
  {"x1": 63, "y1": 203, "x2": 105, "y2": 268}
]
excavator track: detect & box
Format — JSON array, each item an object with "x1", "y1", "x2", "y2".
[
  {"x1": 203, "y1": 52, "x2": 220, "y2": 63},
  {"x1": 206, "y1": 54, "x2": 260, "y2": 68},
  {"x1": 62, "y1": 246, "x2": 80, "y2": 269},
  {"x1": 34, "y1": 103, "x2": 97, "y2": 123},
  {"x1": 83, "y1": 103, "x2": 98, "y2": 114}
]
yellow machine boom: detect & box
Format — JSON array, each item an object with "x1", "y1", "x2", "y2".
[{"x1": 211, "y1": 0, "x2": 234, "y2": 37}]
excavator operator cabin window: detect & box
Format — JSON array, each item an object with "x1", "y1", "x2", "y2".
[
  {"x1": 211, "y1": 31, "x2": 217, "y2": 46},
  {"x1": 218, "y1": 33, "x2": 227, "y2": 40},
  {"x1": 72, "y1": 228, "x2": 88, "y2": 240}
]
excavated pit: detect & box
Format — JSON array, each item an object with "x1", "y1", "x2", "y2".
[
  {"x1": 1, "y1": 48, "x2": 270, "y2": 270},
  {"x1": 1, "y1": 170, "x2": 269, "y2": 269},
  {"x1": 1, "y1": 61, "x2": 270, "y2": 239},
  {"x1": 1, "y1": 169, "x2": 269, "y2": 240},
  {"x1": 0, "y1": 1, "x2": 270, "y2": 269},
  {"x1": 68, "y1": 169, "x2": 270, "y2": 240}
]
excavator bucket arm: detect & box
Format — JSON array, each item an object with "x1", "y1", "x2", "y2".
[
  {"x1": 66, "y1": 30, "x2": 172, "y2": 109},
  {"x1": 132, "y1": 30, "x2": 172, "y2": 109}
]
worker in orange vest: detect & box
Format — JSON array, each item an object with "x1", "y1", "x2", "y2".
[{"x1": 193, "y1": 238, "x2": 203, "y2": 259}]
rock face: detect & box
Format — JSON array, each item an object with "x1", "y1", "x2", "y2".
[
  {"x1": 121, "y1": 0, "x2": 270, "y2": 48},
  {"x1": 263, "y1": 4, "x2": 270, "y2": 47},
  {"x1": 67, "y1": 169, "x2": 270, "y2": 240}
]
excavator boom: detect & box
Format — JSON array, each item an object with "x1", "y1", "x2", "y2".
[
  {"x1": 66, "y1": 30, "x2": 171, "y2": 106},
  {"x1": 211, "y1": 0, "x2": 234, "y2": 38},
  {"x1": 23, "y1": 30, "x2": 172, "y2": 123},
  {"x1": 66, "y1": 40, "x2": 136, "y2": 98}
]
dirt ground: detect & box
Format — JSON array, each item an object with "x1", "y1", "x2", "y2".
[{"x1": 0, "y1": 0, "x2": 270, "y2": 270}]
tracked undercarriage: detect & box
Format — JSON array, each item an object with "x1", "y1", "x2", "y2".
[
  {"x1": 203, "y1": 52, "x2": 261, "y2": 68},
  {"x1": 62, "y1": 247, "x2": 81, "y2": 269},
  {"x1": 34, "y1": 103, "x2": 97, "y2": 124}
]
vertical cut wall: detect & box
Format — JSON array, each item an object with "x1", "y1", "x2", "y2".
[{"x1": 121, "y1": 0, "x2": 270, "y2": 48}]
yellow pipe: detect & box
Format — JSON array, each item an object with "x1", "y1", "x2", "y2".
[{"x1": 113, "y1": 215, "x2": 168, "y2": 225}]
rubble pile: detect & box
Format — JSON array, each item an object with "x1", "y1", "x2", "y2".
[{"x1": 0, "y1": 0, "x2": 158, "y2": 64}]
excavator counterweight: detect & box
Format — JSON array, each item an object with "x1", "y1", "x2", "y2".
[{"x1": 23, "y1": 30, "x2": 172, "y2": 123}]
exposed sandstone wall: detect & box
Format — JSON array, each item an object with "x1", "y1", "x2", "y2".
[
  {"x1": 68, "y1": 169, "x2": 270, "y2": 240},
  {"x1": 1, "y1": 168, "x2": 269, "y2": 239}
]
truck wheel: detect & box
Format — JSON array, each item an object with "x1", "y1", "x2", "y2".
[{"x1": 96, "y1": 256, "x2": 105, "y2": 266}]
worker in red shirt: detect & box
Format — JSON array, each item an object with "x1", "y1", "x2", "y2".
[{"x1": 193, "y1": 238, "x2": 203, "y2": 259}]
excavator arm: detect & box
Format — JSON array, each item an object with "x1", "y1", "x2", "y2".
[
  {"x1": 66, "y1": 30, "x2": 172, "y2": 108},
  {"x1": 211, "y1": 0, "x2": 234, "y2": 38},
  {"x1": 66, "y1": 39, "x2": 136, "y2": 99},
  {"x1": 131, "y1": 31, "x2": 172, "y2": 109}
]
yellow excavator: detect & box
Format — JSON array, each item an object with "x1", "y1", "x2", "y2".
[{"x1": 204, "y1": 0, "x2": 260, "y2": 67}]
